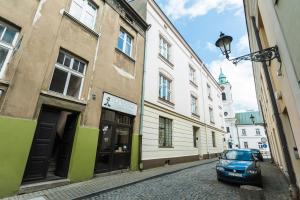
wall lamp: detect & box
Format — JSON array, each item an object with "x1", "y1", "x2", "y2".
[{"x1": 215, "y1": 32, "x2": 281, "y2": 65}]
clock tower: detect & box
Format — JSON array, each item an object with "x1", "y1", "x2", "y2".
[{"x1": 219, "y1": 69, "x2": 238, "y2": 148}]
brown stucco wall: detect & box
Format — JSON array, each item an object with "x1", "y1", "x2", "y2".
[{"x1": 0, "y1": 0, "x2": 146, "y2": 132}]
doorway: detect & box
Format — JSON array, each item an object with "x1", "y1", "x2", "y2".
[
  {"x1": 94, "y1": 109, "x2": 133, "y2": 173},
  {"x1": 22, "y1": 106, "x2": 78, "y2": 183}
]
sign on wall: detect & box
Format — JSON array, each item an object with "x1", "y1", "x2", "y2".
[{"x1": 102, "y1": 92, "x2": 137, "y2": 116}]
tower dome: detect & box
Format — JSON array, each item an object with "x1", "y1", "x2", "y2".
[{"x1": 218, "y1": 68, "x2": 228, "y2": 85}]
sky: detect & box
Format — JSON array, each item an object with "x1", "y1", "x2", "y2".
[{"x1": 155, "y1": 0, "x2": 258, "y2": 112}]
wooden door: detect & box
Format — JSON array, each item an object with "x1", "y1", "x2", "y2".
[
  {"x1": 23, "y1": 108, "x2": 60, "y2": 182},
  {"x1": 55, "y1": 113, "x2": 78, "y2": 177}
]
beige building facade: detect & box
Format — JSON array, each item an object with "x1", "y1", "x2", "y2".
[
  {"x1": 0, "y1": 0, "x2": 148, "y2": 198},
  {"x1": 244, "y1": 0, "x2": 300, "y2": 196}
]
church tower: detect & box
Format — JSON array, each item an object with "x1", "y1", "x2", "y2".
[{"x1": 218, "y1": 69, "x2": 238, "y2": 149}]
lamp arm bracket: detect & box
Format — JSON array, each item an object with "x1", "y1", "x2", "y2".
[{"x1": 229, "y1": 45, "x2": 281, "y2": 65}]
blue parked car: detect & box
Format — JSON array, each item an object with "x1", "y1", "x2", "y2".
[{"x1": 216, "y1": 149, "x2": 262, "y2": 187}]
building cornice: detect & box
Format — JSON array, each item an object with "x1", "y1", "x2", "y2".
[{"x1": 105, "y1": 0, "x2": 150, "y2": 35}]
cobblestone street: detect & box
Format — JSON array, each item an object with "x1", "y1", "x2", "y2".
[
  {"x1": 81, "y1": 161, "x2": 290, "y2": 200},
  {"x1": 5, "y1": 159, "x2": 291, "y2": 200}
]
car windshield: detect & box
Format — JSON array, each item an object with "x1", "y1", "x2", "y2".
[{"x1": 223, "y1": 150, "x2": 254, "y2": 161}]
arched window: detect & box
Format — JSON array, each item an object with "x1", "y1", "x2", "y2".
[{"x1": 222, "y1": 92, "x2": 226, "y2": 100}]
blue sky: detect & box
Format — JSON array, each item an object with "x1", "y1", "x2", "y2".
[{"x1": 155, "y1": 0, "x2": 258, "y2": 112}]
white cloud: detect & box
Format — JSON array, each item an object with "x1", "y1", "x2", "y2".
[
  {"x1": 163, "y1": 0, "x2": 243, "y2": 19},
  {"x1": 206, "y1": 42, "x2": 217, "y2": 52},
  {"x1": 209, "y1": 59, "x2": 258, "y2": 112},
  {"x1": 236, "y1": 33, "x2": 249, "y2": 52}
]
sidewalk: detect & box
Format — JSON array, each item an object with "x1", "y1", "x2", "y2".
[{"x1": 3, "y1": 158, "x2": 218, "y2": 200}]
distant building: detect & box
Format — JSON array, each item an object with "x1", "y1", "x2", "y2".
[
  {"x1": 218, "y1": 69, "x2": 238, "y2": 149},
  {"x1": 236, "y1": 111, "x2": 270, "y2": 158}
]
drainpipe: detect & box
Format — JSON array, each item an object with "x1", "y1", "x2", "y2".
[
  {"x1": 138, "y1": 24, "x2": 151, "y2": 172},
  {"x1": 251, "y1": 16, "x2": 299, "y2": 199}
]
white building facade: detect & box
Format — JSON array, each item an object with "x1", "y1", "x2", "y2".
[
  {"x1": 137, "y1": 0, "x2": 226, "y2": 169},
  {"x1": 236, "y1": 112, "x2": 270, "y2": 158}
]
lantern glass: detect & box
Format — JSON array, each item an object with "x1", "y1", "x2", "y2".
[{"x1": 215, "y1": 32, "x2": 233, "y2": 58}]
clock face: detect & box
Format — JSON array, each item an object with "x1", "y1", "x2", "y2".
[
  {"x1": 224, "y1": 112, "x2": 228, "y2": 116},
  {"x1": 221, "y1": 86, "x2": 225, "y2": 90}
]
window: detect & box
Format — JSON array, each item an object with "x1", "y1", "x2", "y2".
[
  {"x1": 258, "y1": 142, "x2": 263, "y2": 149},
  {"x1": 159, "y1": 36, "x2": 170, "y2": 60},
  {"x1": 193, "y1": 126, "x2": 198, "y2": 148},
  {"x1": 244, "y1": 142, "x2": 249, "y2": 149},
  {"x1": 117, "y1": 30, "x2": 133, "y2": 57},
  {"x1": 159, "y1": 74, "x2": 172, "y2": 102},
  {"x1": 49, "y1": 50, "x2": 86, "y2": 99},
  {"x1": 212, "y1": 131, "x2": 216, "y2": 147},
  {"x1": 256, "y1": 128, "x2": 261, "y2": 135},
  {"x1": 226, "y1": 127, "x2": 230, "y2": 133},
  {"x1": 189, "y1": 66, "x2": 196, "y2": 83},
  {"x1": 0, "y1": 21, "x2": 19, "y2": 76},
  {"x1": 222, "y1": 92, "x2": 226, "y2": 100},
  {"x1": 224, "y1": 112, "x2": 228, "y2": 116},
  {"x1": 207, "y1": 84, "x2": 212, "y2": 99},
  {"x1": 209, "y1": 107, "x2": 214, "y2": 123},
  {"x1": 69, "y1": 0, "x2": 97, "y2": 29},
  {"x1": 191, "y1": 95, "x2": 198, "y2": 115},
  {"x1": 159, "y1": 116, "x2": 172, "y2": 147},
  {"x1": 242, "y1": 129, "x2": 246, "y2": 136}
]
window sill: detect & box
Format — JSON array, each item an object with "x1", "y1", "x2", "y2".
[
  {"x1": 190, "y1": 80, "x2": 198, "y2": 88},
  {"x1": 210, "y1": 121, "x2": 215, "y2": 125},
  {"x1": 158, "y1": 53, "x2": 174, "y2": 68},
  {"x1": 158, "y1": 97, "x2": 175, "y2": 108},
  {"x1": 115, "y1": 48, "x2": 136, "y2": 63},
  {"x1": 159, "y1": 146, "x2": 174, "y2": 149},
  {"x1": 41, "y1": 90, "x2": 87, "y2": 105},
  {"x1": 63, "y1": 11, "x2": 100, "y2": 38}
]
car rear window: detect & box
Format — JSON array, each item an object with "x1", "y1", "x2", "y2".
[{"x1": 223, "y1": 150, "x2": 254, "y2": 161}]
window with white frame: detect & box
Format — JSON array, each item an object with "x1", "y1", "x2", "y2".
[
  {"x1": 209, "y1": 107, "x2": 214, "y2": 123},
  {"x1": 117, "y1": 30, "x2": 133, "y2": 57},
  {"x1": 191, "y1": 95, "x2": 198, "y2": 115},
  {"x1": 256, "y1": 128, "x2": 261, "y2": 135},
  {"x1": 189, "y1": 66, "x2": 196, "y2": 83},
  {"x1": 49, "y1": 50, "x2": 86, "y2": 99},
  {"x1": 159, "y1": 74, "x2": 171, "y2": 102},
  {"x1": 159, "y1": 36, "x2": 170, "y2": 61},
  {"x1": 207, "y1": 84, "x2": 212, "y2": 99},
  {"x1": 242, "y1": 129, "x2": 246, "y2": 136},
  {"x1": 69, "y1": 0, "x2": 97, "y2": 29},
  {"x1": 0, "y1": 21, "x2": 19, "y2": 76},
  {"x1": 244, "y1": 142, "x2": 249, "y2": 149}
]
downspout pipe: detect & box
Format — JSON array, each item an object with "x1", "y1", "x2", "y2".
[
  {"x1": 250, "y1": 16, "x2": 299, "y2": 199},
  {"x1": 138, "y1": 23, "x2": 151, "y2": 172}
]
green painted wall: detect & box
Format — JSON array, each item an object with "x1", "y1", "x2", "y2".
[
  {"x1": 0, "y1": 116, "x2": 36, "y2": 198},
  {"x1": 130, "y1": 134, "x2": 139, "y2": 171},
  {"x1": 68, "y1": 126, "x2": 99, "y2": 182}
]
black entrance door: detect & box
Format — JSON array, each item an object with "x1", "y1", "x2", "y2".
[
  {"x1": 55, "y1": 113, "x2": 78, "y2": 177},
  {"x1": 23, "y1": 108, "x2": 60, "y2": 182},
  {"x1": 95, "y1": 109, "x2": 133, "y2": 173}
]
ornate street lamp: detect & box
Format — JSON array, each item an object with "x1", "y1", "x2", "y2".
[
  {"x1": 215, "y1": 32, "x2": 281, "y2": 65},
  {"x1": 250, "y1": 114, "x2": 255, "y2": 124}
]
